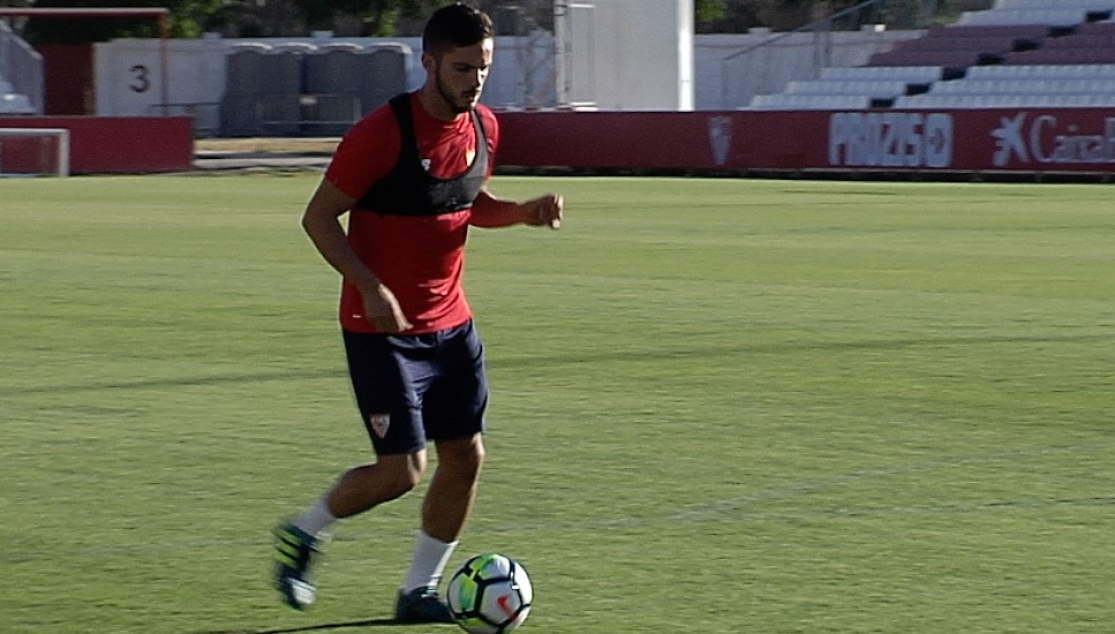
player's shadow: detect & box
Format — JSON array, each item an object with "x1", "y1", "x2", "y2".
[{"x1": 192, "y1": 618, "x2": 404, "y2": 633}]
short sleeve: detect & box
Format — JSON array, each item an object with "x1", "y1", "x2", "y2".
[{"x1": 325, "y1": 105, "x2": 402, "y2": 200}]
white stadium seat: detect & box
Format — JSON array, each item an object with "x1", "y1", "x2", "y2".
[
  {"x1": 819, "y1": 65, "x2": 943, "y2": 83},
  {"x1": 748, "y1": 93, "x2": 872, "y2": 110},
  {"x1": 784, "y1": 79, "x2": 910, "y2": 97},
  {"x1": 930, "y1": 78, "x2": 1115, "y2": 94},
  {"x1": 895, "y1": 91, "x2": 1115, "y2": 109},
  {"x1": 959, "y1": 9, "x2": 1089, "y2": 27},
  {"x1": 965, "y1": 63, "x2": 1115, "y2": 80},
  {"x1": 0, "y1": 93, "x2": 35, "y2": 114},
  {"x1": 995, "y1": 0, "x2": 1115, "y2": 10}
]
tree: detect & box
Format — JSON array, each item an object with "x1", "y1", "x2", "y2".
[
  {"x1": 14, "y1": 0, "x2": 896, "y2": 44},
  {"x1": 19, "y1": 0, "x2": 229, "y2": 44},
  {"x1": 697, "y1": 0, "x2": 867, "y2": 33},
  {"x1": 696, "y1": 0, "x2": 728, "y2": 24},
  {"x1": 290, "y1": 0, "x2": 438, "y2": 36}
]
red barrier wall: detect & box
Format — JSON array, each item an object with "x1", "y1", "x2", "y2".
[
  {"x1": 0, "y1": 116, "x2": 192, "y2": 174},
  {"x1": 37, "y1": 44, "x2": 94, "y2": 115},
  {"x1": 496, "y1": 108, "x2": 1115, "y2": 176}
]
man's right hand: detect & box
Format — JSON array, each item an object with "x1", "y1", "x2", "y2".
[{"x1": 363, "y1": 283, "x2": 413, "y2": 333}]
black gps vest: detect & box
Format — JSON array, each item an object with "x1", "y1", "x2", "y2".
[{"x1": 354, "y1": 93, "x2": 489, "y2": 217}]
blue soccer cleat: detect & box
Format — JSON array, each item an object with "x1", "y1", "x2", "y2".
[
  {"x1": 273, "y1": 523, "x2": 322, "y2": 610},
  {"x1": 394, "y1": 586, "x2": 455, "y2": 624}
]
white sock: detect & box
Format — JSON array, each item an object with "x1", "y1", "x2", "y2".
[
  {"x1": 402, "y1": 530, "x2": 458, "y2": 593},
  {"x1": 291, "y1": 495, "x2": 337, "y2": 538}
]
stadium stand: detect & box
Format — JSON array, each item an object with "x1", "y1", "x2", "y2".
[
  {"x1": 748, "y1": 66, "x2": 942, "y2": 110},
  {"x1": 1003, "y1": 46, "x2": 1115, "y2": 64},
  {"x1": 866, "y1": 49, "x2": 997, "y2": 68},
  {"x1": 865, "y1": 23, "x2": 1048, "y2": 67},
  {"x1": 958, "y1": 8, "x2": 1101, "y2": 28},
  {"x1": 0, "y1": 78, "x2": 34, "y2": 114},
  {"x1": 927, "y1": 78, "x2": 1115, "y2": 95},
  {"x1": 784, "y1": 79, "x2": 911, "y2": 97},
  {"x1": 749, "y1": 93, "x2": 872, "y2": 110},
  {"x1": 1078, "y1": 20, "x2": 1115, "y2": 32},
  {"x1": 991, "y1": 0, "x2": 1115, "y2": 11},
  {"x1": 965, "y1": 63, "x2": 1115, "y2": 79},
  {"x1": 1001, "y1": 18, "x2": 1115, "y2": 64},
  {"x1": 819, "y1": 66, "x2": 944, "y2": 82},
  {"x1": 747, "y1": 0, "x2": 1115, "y2": 110},
  {"x1": 1043, "y1": 33, "x2": 1115, "y2": 49},
  {"x1": 893, "y1": 92, "x2": 1115, "y2": 108}
]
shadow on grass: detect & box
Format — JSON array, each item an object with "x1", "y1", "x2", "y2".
[{"x1": 191, "y1": 618, "x2": 406, "y2": 633}]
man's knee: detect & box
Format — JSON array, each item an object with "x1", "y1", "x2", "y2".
[
  {"x1": 436, "y1": 434, "x2": 485, "y2": 479},
  {"x1": 378, "y1": 452, "x2": 427, "y2": 496}
]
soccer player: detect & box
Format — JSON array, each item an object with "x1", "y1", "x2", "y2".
[{"x1": 272, "y1": 1, "x2": 563, "y2": 623}]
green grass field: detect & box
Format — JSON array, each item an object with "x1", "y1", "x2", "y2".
[{"x1": 2, "y1": 174, "x2": 1113, "y2": 634}]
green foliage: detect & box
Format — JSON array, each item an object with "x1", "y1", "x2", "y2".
[
  {"x1": 14, "y1": 0, "x2": 944, "y2": 42},
  {"x1": 291, "y1": 0, "x2": 437, "y2": 36},
  {"x1": 3, "y1": 174, "x2": 1115, "y2": 633},
  {"x1": 169, "y1": 0, "x2": 226, "y2": 38},
  {"x1": 21, "y1": 0, "x2": 165, "y2": 44},
  {"x1": 17, "y1": 0, "x2": 233, "y2": 43},
  {"x1": 696, "y1": 0, "x2": 728, "y2": 23}
]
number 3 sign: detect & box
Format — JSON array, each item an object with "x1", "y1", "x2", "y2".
[{"x1": 129, "y1": 64, "x2": 150, "y2": 93}]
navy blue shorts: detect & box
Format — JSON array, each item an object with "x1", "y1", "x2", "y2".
[{"x1": 342, "y1": 319, "x2": 488, "y2": 456}]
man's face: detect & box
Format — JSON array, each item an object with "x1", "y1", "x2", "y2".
[{"x1": 426, "y1": 39, "x2": 494, "y2": 114}]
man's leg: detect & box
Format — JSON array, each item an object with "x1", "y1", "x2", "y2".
[
  {"x1": 423, "y1": 433, "x2": 485, "y2": 542},
  {"x1": 395, "y1": 433, "x2": 485, "y2": 623},
  {"x1": 327, "y1": 452, "x2": 426, "y2": 519},
  {"x1": 276, "y1": 452, "x2": 426, "y2": 610}
]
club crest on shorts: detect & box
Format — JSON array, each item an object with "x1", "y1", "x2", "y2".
[{"x1": 368, "y1": 412, "x2": 391, "y2": 438}]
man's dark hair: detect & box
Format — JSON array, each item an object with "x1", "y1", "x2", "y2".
[{"x1": 422, "y1": 2, "x2": 494, "y2": 56}]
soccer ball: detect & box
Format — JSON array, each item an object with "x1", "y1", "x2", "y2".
[{"x1": 446, "y1": 553, "x2": 533, "y2": 634}]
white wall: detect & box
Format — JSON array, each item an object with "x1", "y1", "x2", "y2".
[
  {"x1": 93, "y1": 26, "x2": 923, "y2": 132},
  {"x1": 94, "y1": 38, "x2": 227, "y2": 132},
  {"x1": 556, "y1": 0, "x2": 694, "y2": 110},
  {"x1": 94, "y1": 32, "x2": 554, "y2": 132}
]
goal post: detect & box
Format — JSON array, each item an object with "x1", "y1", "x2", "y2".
[{"x1": 0, "y1": 127, "x2": 70, "y2": 177}]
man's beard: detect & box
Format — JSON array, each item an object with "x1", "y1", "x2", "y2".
[{"x1": 436, "y1": 69, "x2": 477, "y2": 114}]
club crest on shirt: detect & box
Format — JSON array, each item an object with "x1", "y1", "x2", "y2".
[
  {"x1": 368, "y1": 412, "x2": 390, "y2": 438},
  {"x1": 421, "y1": 158, "x2": 432, "y2": 172}
]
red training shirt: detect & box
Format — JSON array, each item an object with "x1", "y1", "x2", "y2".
[{"x1": 325, "y1": 91, "x2": 499, "y2": 334}]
